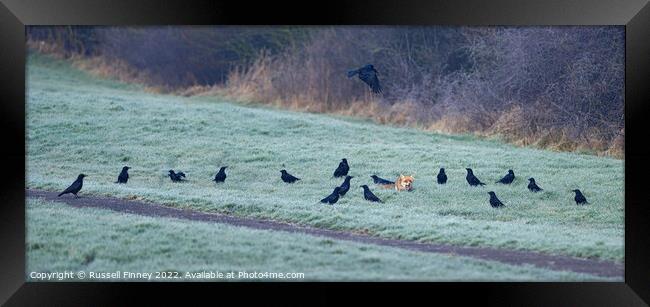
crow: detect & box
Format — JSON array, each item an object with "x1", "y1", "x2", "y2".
[
  {"x1": 168, "y1": 170, "x2": 186, "y2": 182},
  {"x1": 320, "y1": 187, "x2": 341, "y2": 205},
  {"x1": 338, "y1": 176, "x2": 354, "y2": 196},
  {"x1": 280, "y1": 170, "x2": 300, "y2": 183},
  {"x1": 437, "y1": 168, "x2": 447, "y2": 184},
  {"x1": 370, "y1": 175, "x2": 394, "y2": 185},
  {"x1": 213, "y1": 166, "x2": 227, "y2": 183},
  {"x1": 496, "y1": 169, "x2": 515, "y2": 184},
  {"x1": 360, "y1": 185, "x2": 382, "y2": 202},
  {"x1": 466, "y1": 168, "x2": 486, "y2": 186},
  {"x1": 333, "y1": 158, "x2": 349, "y2": 178},
  {"x1": 58, "y1": 174, "x2": 86, "y2": 197},
  {"x1": 572, "y1": 189, "x2": 589, "y2": 205},
  {"x1": 487, "y1": 191, "x2": 504, "y2": 208},
  {"x1": 527, "y1": 178, "x2": 543, "y2": 192},
  {"x1": 347, "y1": 64, "x2": 382, "y2": 94},
  {"x1": 115, "y1": 166, "x2": 130, "y2": 184}
]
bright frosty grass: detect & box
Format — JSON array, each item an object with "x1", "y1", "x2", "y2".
[
  {"x1": 26, "y1": 54, "x2": 624, "y2": 266},
  {"x1": 26, "y1": 198, "x2": 613, "y2": 281}
]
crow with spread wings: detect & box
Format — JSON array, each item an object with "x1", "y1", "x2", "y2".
[{"x1": 347, "y1": 64, "x2": 382, "y2": 94}]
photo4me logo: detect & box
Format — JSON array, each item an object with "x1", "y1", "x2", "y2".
[{"x1": 29, "y1": 271, "x2": 305, "y2": 281}]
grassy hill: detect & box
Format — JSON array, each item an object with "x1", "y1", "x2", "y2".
[{"x1": 26, "y1": 53, "x2": 624, "y2": 262}]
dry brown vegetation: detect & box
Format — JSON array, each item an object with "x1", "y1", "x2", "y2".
[
  {"x1": 27, "y1": 26, "x2": 624, "y2": 158},
  {"x1": 28, "y1": 40, "x2": 165, "y2": 93},
  {"x1": 206, "y1": 28, "x2": 624, "y2": 157}
]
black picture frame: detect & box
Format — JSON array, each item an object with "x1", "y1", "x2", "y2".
[{"x1": 1, "y1": 0, "x2": 648, "y2": 305}]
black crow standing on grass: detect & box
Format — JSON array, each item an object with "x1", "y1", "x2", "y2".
[
  {"x1": 213, "y1": 166, "x2": 227, "y2": 183},
  {"x1": 333, "y1": 159, "x2": 349, "y2": 178},
  {"x1": 370, "y1": 175, "x2": 394, "y2": 185},
  {"x1": 436, "y1": 168, "x2": 447, "y2": 184},
  {"x1": 572, "y1": 189, "x2": 589, "y2": 205},
  {"x1": 465, "y1": 168, "x2": 486, "y2": 186},
  {"x1": 360, "y1": 185, "x2": 382, "y2": 203},
  {"x1": 496, "y1": 169, "x2": 515, "y2": 184},
  {"x1": 527, "y1": 178, "x2": 543, "y2": 192},
  {"x1": 321, "y1": 187, "x2": 341, "y2": 205},
  {"x1": 168, "y1": 170, "x2": 186, "y2": 182},
  {"x1": 347, "y1": 64, "x2": 382, "y2": 94},
  {"x1": 487, "y1": 191, "x2": 505, "y2": 208},
  {"x1": 58, "y1": 174, "x2": 86, "y2": 197},
  {"x1": 338, "y1": 176, "x2": 354, "y2": 196},
  {"x1": 280, "y1": 170, "x2": 301, "y2": 183},
  {"x1": 115, "y1": 166, "x2": 130, "y2": 184}
]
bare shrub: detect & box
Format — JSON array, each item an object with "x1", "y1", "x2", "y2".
[
  {"x1": 212, "y1": 26, "x2": 625, "y2": 157},
  {"x1": 27, "y1": 26, "x2": 624, "y2": 157}
]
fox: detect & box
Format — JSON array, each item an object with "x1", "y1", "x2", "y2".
[{"x1": 381, "y1": 174, "x2": 414, "y2": 191}]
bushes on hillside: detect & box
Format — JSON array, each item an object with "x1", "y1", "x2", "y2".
[
  {"x1": 223, "y1": 26, "x2": 624, "y2": 156},
  {"x1": 27, "y1": 26, "x2": 624, "y2": 157}
]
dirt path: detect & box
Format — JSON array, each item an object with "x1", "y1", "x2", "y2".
[{"x1": 27, "y1": 189, "x2": 623, "y2": 278}]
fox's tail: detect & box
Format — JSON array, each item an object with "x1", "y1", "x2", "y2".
[{"x1": 347, "y1": 69, "x2": 359, "y2": 78}]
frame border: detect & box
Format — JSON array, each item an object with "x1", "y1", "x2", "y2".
[{"x1": 1, "y1": 0, "x2": 648, "y2": 305}]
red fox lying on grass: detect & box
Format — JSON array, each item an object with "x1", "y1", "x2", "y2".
[{"x1": 381, "y1": 175, "x2": 414, "y2": 191}]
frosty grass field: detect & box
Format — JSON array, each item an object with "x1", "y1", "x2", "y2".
[
  {"x1": 27, "y1": 198, "x2": 610, "y2": 281},
  {"x1": 26, "y1": 53, "x2": 624, "y2": 279}
]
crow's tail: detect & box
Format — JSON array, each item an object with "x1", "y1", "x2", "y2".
[
  {"x1": 57, "y1": 192, "x2": 64, "y2": 197},
  {"x1": 479, "y1": 182, "x2": 486, "y2": 186},
  {"x1": 347, "y1": 70, "x2": 358, "y2": 78}
]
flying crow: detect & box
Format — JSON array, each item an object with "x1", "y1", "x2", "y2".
[{"x1": 348, "y1": 64, "x2": 382, "y2": 94}]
